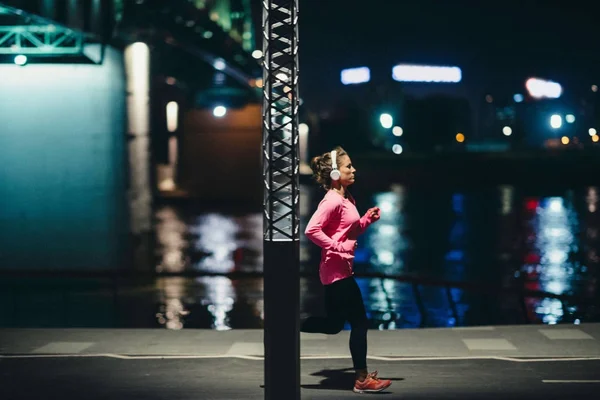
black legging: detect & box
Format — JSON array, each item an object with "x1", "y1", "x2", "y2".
[{"x1": 301, "y1": 276, "x2": 368, "y2": 370}]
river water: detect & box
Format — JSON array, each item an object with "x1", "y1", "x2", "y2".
[{"x1": 3, "y1": 183, "x2": 598, "y2": 330}]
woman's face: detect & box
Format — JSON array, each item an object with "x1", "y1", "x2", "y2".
[{"x1": 336, "y1": 155, "x2": 356, "y2": 187}]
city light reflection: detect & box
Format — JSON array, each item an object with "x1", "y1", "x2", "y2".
[
  {"x1": 149, "y1": 185, "x2": 599, "y2": 330},
  {"x1": 153, "y1": 206, "x2": 264, "y2": 329},
  {"x1": 189, "y1": 213, "x2": 239, "y2": 272},
  {"x1": 197, "y1": 276, "x2": 235, "y2": 330},
  {"x1": 522, "y1": 196, "x2": 579, "y2": 324},
  {"x1": 155, "y1": 277, "x2": 190, "y2": 330},
  {"x1": 500, "y1": 185, "x2": 514, "y2": 215},
  {"x1": 368, "y1": 188, "x2": 408, "y2": 272},
  {"x1": 352, "y1": 188, "x2": 409, "y2": 328},
  {"x1": 441, "y1": 193, "x2": 467, "y2": 327},
  {"x1": 155, "y1": 206, "x2": 187, "y2": 273}
]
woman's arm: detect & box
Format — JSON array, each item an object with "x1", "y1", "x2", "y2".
[{"x1": 355, "y1": 207, "x2": 381, "y2": 236}]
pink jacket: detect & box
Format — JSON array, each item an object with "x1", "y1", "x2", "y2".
[{"x1": 305, "y1": 190, "x2": 376, "y2": 285}]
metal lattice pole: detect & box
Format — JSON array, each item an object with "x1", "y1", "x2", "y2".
[{"x1": 262, "y1": 0, "x2": 300, "y2": 399}]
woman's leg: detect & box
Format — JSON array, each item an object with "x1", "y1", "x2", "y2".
[
  {"x1": 346, "y1": 277, "x2": 369, "y2": 379},
  {"x1": 300, "y1": 315, "x2": 344, "y2": 334},
  {"x1": 300, "y1": 277, "x2": 369, "y2": 379},
  {"x1": 300, "y1": 280, "x2": 346, "y2": 334}
]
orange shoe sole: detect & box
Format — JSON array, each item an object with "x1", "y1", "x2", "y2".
[{"x1": 352, "y1": 381, "x2": 391, "y2": 393}]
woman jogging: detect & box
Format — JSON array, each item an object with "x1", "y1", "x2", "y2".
[{"x1": 301, "y1": 146, "x2": 392, "y2": 394}]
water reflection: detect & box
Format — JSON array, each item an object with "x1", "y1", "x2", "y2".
[
  {"x1": 367, "y1": 186, "x2": 409, "y2": 272},
  {"x1": 500, "y1": 185, "x2": 514, "y2": 216},
  {"x1": 191, "y1": 215, "x2": 239, "y2": 272},
  {"x1": 155, "y1": 276, "x2": 189, "y2": 330},
  {"x1": 531, "y1": 197, "x2": 576, "y2": 324},
  {"x1": 197, "y1": 276, "x2": 235, "y2": 330},
  {"x1": 441, "y1": 193, "x2": 467, "y2": 327},
  {"x1": 148, "y1": 184, "x2": 600, "y2": 330},
  {"x1": 517, "y1": 192, "x2": 598, "y2": 324},
  {"x1": 153, "y1": 206, "x2": 264, "y2": 329},
  {"x1": 155, "y1": 207, "x2": 188, "y2": 272}
]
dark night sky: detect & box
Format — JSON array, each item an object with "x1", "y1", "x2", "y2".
[{"x1": 253, "y1": 1, "x2": 599, "y2": 109}]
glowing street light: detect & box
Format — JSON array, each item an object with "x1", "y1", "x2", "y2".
[
  {"x1": 213, "y1": 58, "x2": 226, "y2": 71},
  {"x1": 379, "y1": 113, "x2": 393, "y2": 129},
  {"x1": 392, "y1": 126, "x2": 403, "y2": 136},
  {"x1": 550, "y1": 114, "x2": 562, "y2": 129},
  {"x1": 392, "y1": 144, "x2": 403, "y2": 154},
  {"x1": 166, "y1": 101, "x2": 179, "y2": 132},
  {"x1": 213, "y1": 105, "x2": 227, "y2": 117},
  {"x1": 14, "y1": 55, "x2": 27, "y2": 66}
]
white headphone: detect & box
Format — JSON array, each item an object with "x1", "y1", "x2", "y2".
[{"x1": 330, "y1": 150, "x2": 340, "y2": 181}]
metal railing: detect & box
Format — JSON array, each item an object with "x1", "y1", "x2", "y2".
[{"x1": 1, "y1": 268, "x2": 595, "y2": 327}]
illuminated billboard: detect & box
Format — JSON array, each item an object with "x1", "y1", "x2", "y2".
[
  {"x1": 341, "y1": 67, "x2": 370, "y2": 85},
  {"x1": 525, "y1": 78, "x2": 562, "y2": 99},
  {"x1": 392, "y1": 64, "x2": 462, "y2": 83}
]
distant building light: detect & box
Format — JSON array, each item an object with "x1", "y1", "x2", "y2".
[
  {"x1": 502, "y1": 126, "x2": 512, "y2": 136},
  {"x1": 592, "y1": 85, "x2": 598, "y2": 92},
  {"x1": 589, "y1": 128, "x2": 597, "y2": 136},
  {"x1": 455, "y1": 133, "x2": 465, "y2": 143},
  {"x1": 565, "y1": 114, "x2": 575, "y2": 123},
  {"x1": 379, "y1": 113, "x2": 393, "y2": 129},
  {"x1": 392, "y1": 126, "x2": 403, "y2": 136},
  {"x1": 203, "y1": 31, "x2": 213, "y2": 39},
  {"x1": 593, "y1": 134, "x2": 599, "y2": 143},
  {"x1": 513, "y1": 94, "x2": 524, "y2": 103},
  {"x1": 341, "y1": 67, "x2": 370, "y2": 85},
  {"x1": 213, "y1": 58, "x2": 226, "y2": 71},
  {"x1": 213, "y1": 105, "x2": 227, "y2": 118},
  {"x1": 252, "y1": 50, "x2": 263, "y2": 59},
  {"x1": 392, "y1": 144, "x2": 403, "y2": 154},
  {"x1": 561, "y1": 136, "x2": 570, "y2": 145},
  {"x1": 550, "y1": 114, "x2": 562, "y2": 129},
  {"x1": 485, "y1": 94, "x2": 493, "y2": 103},
  {"x1": 14, "y1": 55, "x2": 27, "y2": 66},
  {"x1": 526, "y1": 77, "x2": 562, "y2": 99},
  {"x1": 392, "y1": 64, "x2": 462, "y2": 83}
]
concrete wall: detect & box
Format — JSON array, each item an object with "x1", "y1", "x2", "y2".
[
  {"x1": 179, "y1": 104, "x2": 263, "y2": 205},
  {"x1": 0, "y1": 47, "x2": 129, "y2": 270}
]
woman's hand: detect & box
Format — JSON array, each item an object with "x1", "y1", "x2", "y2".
[
  {"x1": 341, "y1": 239, "x2": 357, "y2": 252},
  {"x1": 365, "y1": 207, "x2": 381, "y2": 222}
]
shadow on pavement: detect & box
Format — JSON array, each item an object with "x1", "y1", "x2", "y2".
[{"x1": 301, "y1": 367, "x2": 403, "y2": 393}]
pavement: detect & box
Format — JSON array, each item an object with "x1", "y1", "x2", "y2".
[{"x1": 2, "y1": 324, "x2": 600, "y2": 399}]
